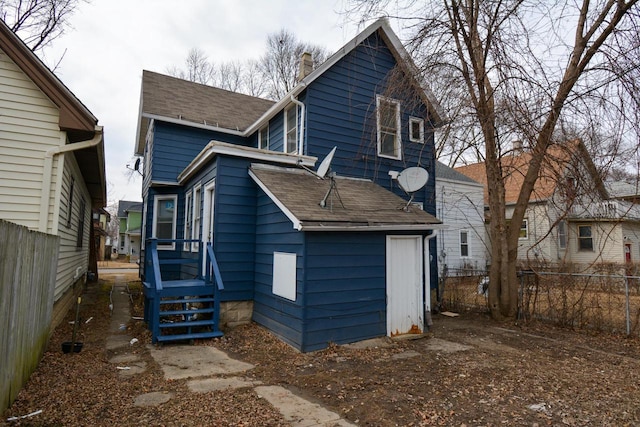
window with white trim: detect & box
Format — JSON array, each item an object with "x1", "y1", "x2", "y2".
[
  {"x1": 558, "y1": 220, "x2": 567, "y2": 249},
  {"x1": 284, "y1": 105, "x2": 298, "y2": 153},
  {"x1": 376, "y1": 95, "x2": 402, "y2": 159},
  {"x1": 192, "y1": 186, "x2": 201, "y2": 252},
  {"x1": 578, "y1": 224, "x2": 593, "y2": 251},
  {"x1": 259, "y1": 125, "x2": 269, "y2": 150},
  {"x1": 153, "y1": 195, "x2": 177, "y2": 250},
  {"x1": 460, "y1": 230, "x2": 470, "y2": 257},
  {"x1": 409, "y1": 117, "x2": 424, "y2": 143},
  {"x1": 519, "y1": 219, "x2": 529, "y2": 240},
  {"x1": 184, "y1": 190, "x2": 193, "y2": 251}
]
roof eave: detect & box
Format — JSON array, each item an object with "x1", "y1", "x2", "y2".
[{"x1": 300, "y1": 222, "x2": 445, "y2": 232}]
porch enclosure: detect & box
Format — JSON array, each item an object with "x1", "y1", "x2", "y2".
[{"x1": 0, "y1": 220, "x2": 59, "y2": 411}]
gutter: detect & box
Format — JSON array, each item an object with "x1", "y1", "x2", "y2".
[
  {"x1": 290, "y1": 95, "x2": 305, "y2": 155},
  {"x1": 39, "y1": 126, "x2": 103, "y2": 232}
]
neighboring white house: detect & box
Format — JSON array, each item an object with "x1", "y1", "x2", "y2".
[
  {"x1": 0, "y1": 21, "x2": 106, "y2": 326},
  {"x1": 117, "y1": 200, "x2": 142, "y2": 261},
  {"x1": 435, "y1": 161, "x2": 487, "y2": 275}
]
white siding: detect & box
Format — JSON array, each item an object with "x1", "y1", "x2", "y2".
[
  {"x1": 567, "y1": 222, "x2": 622, "y2": 266},
  {"x1": 436, "y1": 178, "x2": 487, "y2": 273},
  {"x1": 0, "y1": 47, "x2": 62, "y2": 231}
]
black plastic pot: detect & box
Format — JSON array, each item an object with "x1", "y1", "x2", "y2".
[{"x1": 61, "y1": 341, "x2": 83, "y2": 353}]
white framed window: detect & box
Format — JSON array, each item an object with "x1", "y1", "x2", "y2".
[
  {"x1": 519, "y1": 219, "x2": 528, "y2": 240},
  {"x1": 578, "y1": 224, "x2": 593, "y2": 251},
  {"x1": 152, "y1": 195, "x2": 177, "y2": 250},
  {"x1": 259, "y1": 125, "x2": 269, "y2": 150},
  {"x1": 184, "y1": 190, "x2": 193, "y2": 251},
  {"x1": 273, "y1": 252, "x2": 297, "y2": 301},
  {"x1": 284, "y1": 105, "x2": 298, "y2": 153},
  {"x1": 376, "y1": 95, "x2": 402, "y2": 160},
  {"x1": 192, "y1": 185, "x2": 202, "y2": 252},
  {"x1": 409, "y1": 117, "x2": 424, "y2": 143},
  {"x1": 460, "y1": 230, "x2": 470, "y2": 258},
  {"x1": 558, "y1": 220, "x2": 567, "y2": 249}
]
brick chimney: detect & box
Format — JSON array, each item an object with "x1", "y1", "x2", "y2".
[{"x1": 298, "y1": 52, "x2": 313, "y2": 81}]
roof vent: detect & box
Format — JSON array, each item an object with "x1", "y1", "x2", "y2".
[{"x1": 298, "y1": 52, "x2": 313, "y2": 81}]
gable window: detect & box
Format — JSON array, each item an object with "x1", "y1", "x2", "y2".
[
  {"x1": 558, "y1": 220, "x2": 567, "y2": 249},
  {"x1": 377, "y1": 95, "x2": 402, "y2": 159},
  {"x1": 284, "y1": 105, "x2": 298, "y2": 153},
  {"x1": 184, "y1": 191, "x2": 193, "y2": 251},
  {"x1": 409, "y1": 117, "x2": 424, "y2": 143},
  {"x1": 578, "y1": 224, "x2": 593, "y2": 251},
  {"x1": 192, "y1": 186, "x2": 201, "y2": 252},
  {"x1": 460, "y1": 230, "x2": 470, "y2": 257},
  {"x1": 153, "y1": 195, "x2": 177, "y2": 250},
  {"x1": 76, "y1": 199, "x2": 85, "y2": 248},
  {"x1": 519, "y1": 219, "x2": 528, "y2": 239},
  {"x1": 259, "y1": 125, "x2": 269, "y2": 150},
  {"x1": 66, "y1": 177, "x2": 75, "y2": 228}
]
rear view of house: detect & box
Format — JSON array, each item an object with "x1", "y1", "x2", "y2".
[{"x1": 135, "y1": 18, "x2": 444, "y2": 351}]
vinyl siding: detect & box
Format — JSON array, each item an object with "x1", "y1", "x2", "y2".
[
  {"x1": 0, "y1": 47, "x2": 62, "y2": 231},
  {"x1": 568, "y1": 221, "x2": 622, "y2": 265}
]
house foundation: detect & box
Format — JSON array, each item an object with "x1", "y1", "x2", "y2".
[{"x1": 220, "y1": 301, "x2": 253, "y2": 328}]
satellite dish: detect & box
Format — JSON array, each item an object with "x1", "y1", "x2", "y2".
[
  {"x1": 134, "y1": 158, "x2": 141, "y2": 171},
  {"x1": 316, "y1": 146, "x2": 337, "y2": 179},
  {"x1": 397, "y1": 167, "x2": 428, "y2": 193}
]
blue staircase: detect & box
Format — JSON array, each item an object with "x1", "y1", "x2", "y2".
[{"x1": 143, "y1": 239, "x2": 224, "y2": 343}]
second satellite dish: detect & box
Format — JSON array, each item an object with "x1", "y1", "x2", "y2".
[
  {"x1": 317, "y1": 146, "x2": 337, "y2": 178},
  {"x1": 397, "y1": 167, "x2": 429, "y2": 193}
]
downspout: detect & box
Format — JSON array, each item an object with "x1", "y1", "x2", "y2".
[
  {"x1": 424, "y1": 230, "x2": 439, "y2": 330},
  {"x1": 290, "y1": 95, "x2": 305, "y2": 155},
  {"x1": 39, "y1": 126, "x2": 103, "y2": 232}
]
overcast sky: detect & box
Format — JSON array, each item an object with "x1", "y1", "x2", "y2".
[{"x1": 37, "y1": 0, "x2": 400, "y2": 205}]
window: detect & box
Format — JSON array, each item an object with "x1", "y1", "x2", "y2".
[
  {"x1": 376, "y1": 96, "x2": 401, "y2": 159},
  {"x1": 273, "y1": 252, "x2": 297, "y2": 301},
  {"x1": 153, "y1": 195, "x2": 177, "y2": 250},
  {"x1": 184, "y1": 191, "x2": 193, "y2": 251},
  {"x1": 409, "y1": 117, "x2": 424, "y2": 143},
  {"x1": 460, "y1": 230, "x2": 470, "y2": 257},
  {"x1": 66, "y1": 177, "x2": 75, "y2": 227},
  {"x1": 76, "y1": 199, "x2": 85, "y2": 248},
  {"x1": 519, "y1": 219, "x2": 528, "y2": 239},
  {"x1": 192, "y1": 186, "x2": 201, "y2": 252},
  {"x1": 578, "y1": 225, "x2": 593, "y2": 251},
  {"x1": 558, "y1": 220, "x2": 567, "y2": 249},
  {"x1": 259, "y1": 125, "x2": 269, "y2": 150},
  {"x1": 284, "y1": 105, "x2": 298, "y2": 153}
]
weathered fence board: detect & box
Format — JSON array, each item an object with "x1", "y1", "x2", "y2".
[{"x1": 0, "y1": 220, "x2": 59, "y2": 412}]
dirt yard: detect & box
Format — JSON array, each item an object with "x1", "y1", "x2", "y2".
[{"x1": 3, "y1": 273, "x2": 640, "y2": 426}]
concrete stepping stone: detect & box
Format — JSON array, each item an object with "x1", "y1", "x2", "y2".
[
  {"x1": 133, "y1": 391, "x2": 174, "y2": 407},
  {"x1": 255, "y1": 385, "x2": 355, "y2": 427},
  {"x1": 147, "y1": 345, "x2": 254, "y2": 380},
  {"x1": 188, "y1": 376, "x2": 262, "y2": 392},
  {"x1": 105, "y1": 335, "x2": 134, "y2": 351}
]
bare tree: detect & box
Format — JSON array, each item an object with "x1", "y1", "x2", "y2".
[
  {"x1": 0, "y1": 0, "x2": 83, "y2": 51},
  {"x1": 349, "y1": 1, "x2": 640, "y2": 318},
  {"x1": 166, "y1": 47, "x2": 216, "y2": 85}
]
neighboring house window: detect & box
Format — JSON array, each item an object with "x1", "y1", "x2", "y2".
[
  {"x1": 409, "y1": 117, "x2": 424, "y2": 143},
  {"x1": 273, "y1": 252, "x2": 297, "y2": 301},
  {"x1": 578, "y1": 225, "x2": 593, "y2": 251},
  {"x1": 259, "y1": 125, "x2": 269, "y2": 150},
  {"x1": 519, "y1": 219, "x2": 528, "y2": 240},
  {"x1": 284, "y1": 105, "x2": 298, "y2": 153},
  {"x1": 153, "y1": 195, "x2": 177, "y2": 250},
  {"x1": 184, "y1": 190, "x2": 193, "y2": 251},
  {"x1": 558, "y1": 220, "x2": 567, "y2": 249},
  {"x1": 376, "y1": 95, "x2": 402, "y2": 159},
  {"x1": 66, "y1": 177, "x2": 75, "y2": 227},
  {"x1": 76, "y1": 199, "x2": 85, "y2": 248},
  {"x1": 192, "y1": 186, "x2": 201, "y2": 252},
  {"x1": 460, "y1": 230, "x2": 470, "y2": 257}
]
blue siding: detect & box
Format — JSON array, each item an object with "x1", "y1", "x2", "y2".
[
  {"x1": 302, "y1": 232, "x2": 386, "y2": 352},
  {"x1": 252, "y1": 190, "x2": 305, "y2": 350}
]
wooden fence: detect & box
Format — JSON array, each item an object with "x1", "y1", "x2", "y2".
[{"x1": 0, "y1": 220, "x2": 59, "y2": 412}]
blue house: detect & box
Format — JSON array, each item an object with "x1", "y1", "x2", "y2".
[{"x1": 134, "y1": 18, "x2": 444, "y2": 352}]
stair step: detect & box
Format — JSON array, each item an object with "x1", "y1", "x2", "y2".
[
  {"x1": 159, "y1": 307, "x2": 215, "y2": 316},
  {"x1": 160, "y1": 297, "x2": 214, "y2": 304},
  {"x1": 159, "y1": 319, "x2": 216, "y2": 329},
  {"x1": 156, "y1": 331, "x2": 224, "y2": 342}
]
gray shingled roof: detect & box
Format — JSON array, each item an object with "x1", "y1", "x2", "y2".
[
  {"x1": 250, "y1": 165, "x2": 440, "y2": 230},
  {"x1": 136, "y1": 70, "x2": 275, "y2": 154},
  {"x1": 435, "y1": 161, "x2": 480, "y2": 184},
  {"x1": 117, "y1": 200, "x2": 142, "y2": 217}
]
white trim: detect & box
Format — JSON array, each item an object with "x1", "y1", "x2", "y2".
[
  {"x1": 152, "y1": 194, "x2": 178, "y2": 250},
  {"x1": 284, "y1": 104, "x2": 298, "y2": 154},
  {"x1": 376, "y1": 95, "x2": 402, "y2": 160},
  {"x1": 301, "y1": 224, "x2": 444, "y2": 232},
  {"x1": 248, "y1": 169, "x2": 302, "y2": 231},
  {"x1": 201, "y1": 180, "x2": 216, "y2": 274},
  {"x1": 150, "y1": 180, "x2": 180, "y2": 187},
  {"x1": 459, "y1": 229, "x2": 470, "y2": 258},
  {"x1": 179, "y1": 140, "x2": 317, "y2": 184},
  {"x1": 141, "y1": 112, "x2": 245, "y2": 136},
  {"x1": 409, "y1": 117, "x2": 424, "y2": 143},
  {"x1": 183, "y1": 190, "x2": 193, "y2": 251},
  {"x1": 192, "y1": 183, "x2": 202, "y2": 252},
  {"x1": 258, "y1": 125, "x2": 269, "y2": 150}
]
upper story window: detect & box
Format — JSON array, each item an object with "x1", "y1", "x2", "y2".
[
  {"x1": 409, "y1": 117, "x2": 424, "y2": 143},
  {"x1": 578, "y1": 224, "x2": 593, "y2": 251},
  {"x1": 284, "y1": 105, "x2": 298, "y2": 154},
  {"x1": 460, "y1": 230, "x2": 470, "y2": 257},
  {"x1": 259, "y1": 126, "x2": 269, "y2": 150},
  {"x1": 557, "y1": 220, "x2": 567, "y2": 249},
  {"x1": 153, "y1": 195, "x2": 177, "y2": 250},
  {"x1": 376, "y1": 95, "x2": 402, "y2": 160}
]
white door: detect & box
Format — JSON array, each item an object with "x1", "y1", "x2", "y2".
[
  {"x1": 201, "y1": 181, "x2": 216, "y2": 274},
  {"x1": 386, "y1": 235, "x2": 424, "y2": 336}
]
